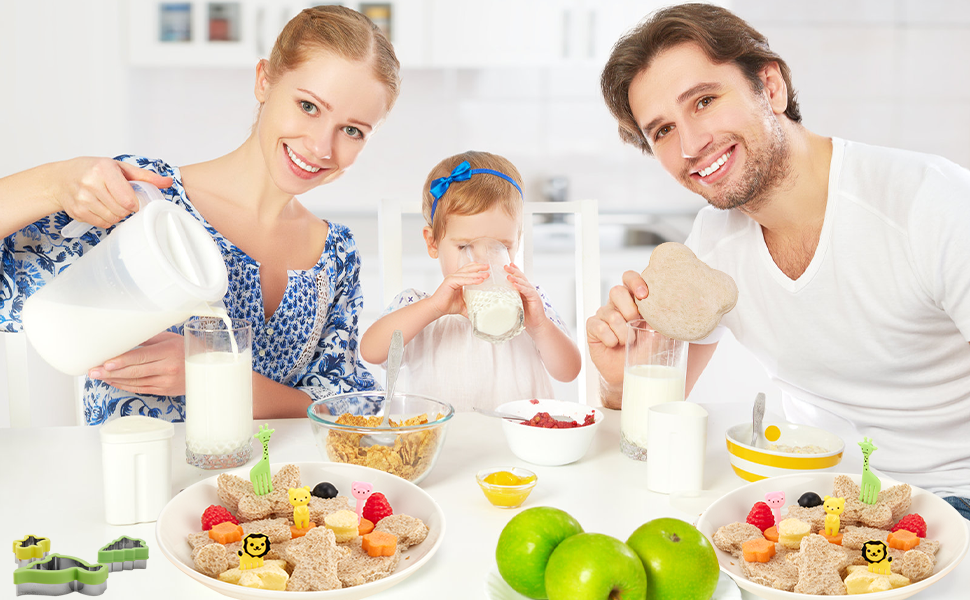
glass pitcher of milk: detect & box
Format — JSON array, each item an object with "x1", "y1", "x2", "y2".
[
  {"x1": 460, "y1": 237, "x2": 525, "y2": 344},
  {"x1": 21, "y1": 183, "x2": 229, "y2": 375}
]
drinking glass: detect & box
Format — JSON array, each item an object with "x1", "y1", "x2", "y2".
[
  {"x1": 460, "y1": 237, "x2": 525, "y2": 343},
  {"x1": 620, "y1": 319, "x2": 687, "y2": 460},
  {"x1": 184, "y1": 316, "x2": 253, "y2": 469}
]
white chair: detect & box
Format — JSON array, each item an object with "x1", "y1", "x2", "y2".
[
  {"x1": 2, "y1": 331, "x2": 85, "y2": 427},
  {"x1": 377, "y1": 199, "x2": 602, "y2": 405}
]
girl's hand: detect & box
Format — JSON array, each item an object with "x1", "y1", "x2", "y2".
[
  {"x1": 88, "y1": 331, "x2": 186, "y2": 396},
  {"x1": 55, "y1": 157, "x2": 173, "y2": 229},
  {"x1": 505, "y1": 263, "x2": 549, "y2": 332},
  {"x1": 428, "y1": 262, "x2": 489, "y2": 318}
]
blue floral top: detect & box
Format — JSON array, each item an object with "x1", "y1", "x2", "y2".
[{"x1": 1, "y1": 155, "x2": 378, "y2": 424}]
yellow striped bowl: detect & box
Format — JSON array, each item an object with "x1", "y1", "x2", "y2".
[{"x1": 725, "y1": 422, "x2": 844, "y2": 481}]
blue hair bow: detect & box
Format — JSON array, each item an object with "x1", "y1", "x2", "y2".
[{"x1": 429, "y1": 160, "x2": 523, "y2": 223}]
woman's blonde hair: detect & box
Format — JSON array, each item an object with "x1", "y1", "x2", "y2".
[
  {"x1": 422, "y1": 151, "x2": 524, "y2": 244},
  {"x1": 264, "y1": 5, "x2": 401, "y2": 111}
]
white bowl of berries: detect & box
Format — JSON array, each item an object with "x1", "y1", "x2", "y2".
[{"x1": 494, "y1": 399, "x2": 603, "y2": 466}]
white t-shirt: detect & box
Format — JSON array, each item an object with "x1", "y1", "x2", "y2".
[
  {"x1": 382, "y1": 287, "x2": 570, "y2": 412},
  {"x1": 686, "y1": 137, "x2": 970, "y2": 498}
]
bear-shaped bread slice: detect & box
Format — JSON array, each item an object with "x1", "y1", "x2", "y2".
[{"x1": 635, "y1": 242, "x2": 738, "y2": 341}]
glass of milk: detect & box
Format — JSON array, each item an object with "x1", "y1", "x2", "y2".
[
  {"x1": 620, "y1": 319, "x2": 687, "y2": 461},
  {"x1": 184, "y1": 316, "x2": 253, "y2": 469},
  {"x1": 460, "y1": 238, "x2": 525, "y2": 344}
]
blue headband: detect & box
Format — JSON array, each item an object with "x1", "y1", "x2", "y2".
[{"x1": 429, "y1": 160, "x2": 523, "y2": 223}]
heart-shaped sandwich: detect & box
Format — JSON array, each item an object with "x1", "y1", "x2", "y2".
[{"x1": 635, "y1": 242, "x2": 738, "y2": 342}]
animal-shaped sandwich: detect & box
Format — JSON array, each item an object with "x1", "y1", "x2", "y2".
[
  {"x1": 238, "y1": 533, "x2": 270, "y2": 570},
  {"x1": 635, "y1": 242, "x2": 738, "y2": 342}
]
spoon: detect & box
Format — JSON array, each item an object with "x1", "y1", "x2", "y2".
[
  {"x1": 473, "y1": 407, "x2": 574, "y2": 423},
  {"x1": 751, "y1": 392, "x2": 766, "y2": 448},
  {"x1": 362, "y1": 330, "x2": 403, "y2": 448}
]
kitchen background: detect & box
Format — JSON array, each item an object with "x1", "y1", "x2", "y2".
[{"x1": 2, "y1": 0, "x2": 969, "y2": 426}]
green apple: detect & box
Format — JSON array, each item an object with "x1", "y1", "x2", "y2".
[
  {"x1": 626, "y1": 518, "x2": 719, "y2": 600},
  {"x1": 495, "y1": 506, "x2": 584, "y2": 599},
  {"x1": 545, "y1": 533, "x2": 647, "y2": 600}
]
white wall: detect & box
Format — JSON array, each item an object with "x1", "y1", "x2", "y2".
[{"x1": 3, "y1": 1, "x2": 970, "y2": 422}]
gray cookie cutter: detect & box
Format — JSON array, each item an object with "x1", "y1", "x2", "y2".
[
  {"x1": 96, "y1": 536, "x2": 148, "y2": 572},
  {"x1": 12, "y1": 554, "x2": 108, "y2": 596}
]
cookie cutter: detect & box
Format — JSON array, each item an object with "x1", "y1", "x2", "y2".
[
  {"x1": 12, "y1": 554, "x2": 109, "y2": 596},
  {"x1": 13, "y1": 535, "x2": 50, "y2": 569},
  {"x1": 97, "y1": 536, "x2": 148, "y2": 572}
]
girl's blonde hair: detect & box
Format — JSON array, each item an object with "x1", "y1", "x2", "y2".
[
  {"x1": 264, "y1": 5, "x2": 401, "y2": 111},
  {"x1": 422, "y1": 151, "x2": 524, "y2": 244}
]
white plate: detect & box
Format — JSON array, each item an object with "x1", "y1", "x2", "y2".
[
  {"x1": 485, "y1": 562, "x2": 741, "y2": 599},
  {"x1": 696, "y1": 473, "x2": 970, "y2": 600},
  {"x1": 155, "y1": 462, "x2": 445, "y2": 600}
]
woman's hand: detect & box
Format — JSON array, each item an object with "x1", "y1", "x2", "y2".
[
  {"x1": 88, "y1": 331, "x2": 186, "y2": 396},
  {"x1": 428, "y1": 262, "x2": 489, "y2": 318},
  {"x1": 53, "y1": 157, "x2": 173, "y2": 229},
  {"x1": 505, "y1": 263, "x2": 548, "y2": 332}
]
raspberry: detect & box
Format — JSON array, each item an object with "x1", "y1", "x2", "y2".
[
  {"x1": 362, "y1": 492, "x2": 394, "y2": 524},
  {"x1": 891, "y1": 513, "x2": 927, "y2": 538},
  {"x1": 201, "y1": 505, "x2": 238, "y2": 531},
  {"x1": 746, "y1": 502, "x2": 775, "y2": 533}
]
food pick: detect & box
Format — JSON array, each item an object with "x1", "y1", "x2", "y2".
[{"x1": 250, "y1": 424, "x2": 275, "y2": 496}]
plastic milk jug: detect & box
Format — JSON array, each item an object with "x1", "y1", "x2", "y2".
[{"x1": 21, "y1": 183, "x2": 229, "y2": 375}]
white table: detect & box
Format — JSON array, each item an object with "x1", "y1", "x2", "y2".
[{"x1": 1, "y1": 404, "x2": 967, "y2": 599}]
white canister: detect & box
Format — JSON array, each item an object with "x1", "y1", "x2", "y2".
[{"x1": 100, "y1": 416, "x2": 174, "y2": 525}]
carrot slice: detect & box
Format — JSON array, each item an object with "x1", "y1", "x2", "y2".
[
  {"x1": 208, "y1": 521, "x2": 243, "y2": 544},
  {"x1": 887, "y1": 530, "x2": 919, "y2": 551},
  {"x1": 361, "y1": 531, "x2": 397, "y2": 557},
  {"x1": 763, "y1": 526, "x2": 779, "y2": 543},
  {"x1": 290, "y1": 522, "x2": 317, "y2": 538},
  {"x1": 358, "y1": 518, "x2": 375, "y2": 536},
  {"x1": 742, "y1": 538, "x2": 776, "y2": 563},
  {"x1": 818, "y1": 530, "x2": 843, "y2": 545}
]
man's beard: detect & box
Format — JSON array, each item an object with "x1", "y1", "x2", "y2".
[{"x1": 681, "y1": 115, "x2": 792, "y2": 212}]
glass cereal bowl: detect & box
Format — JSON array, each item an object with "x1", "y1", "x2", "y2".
[
  {"x1": 308, "y1": 392, "x2": 454, "y2": 485},
  {"x1": 476, "y1": 466, "x2": 538, "y2": 509}
]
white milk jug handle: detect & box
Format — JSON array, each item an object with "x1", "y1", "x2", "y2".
[{"x1": 61, "y1": 181, "x2": 166, "y2": 239}]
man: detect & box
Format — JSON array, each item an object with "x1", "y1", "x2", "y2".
[{"x1": 588, "y1": 3, "x2": 970, "y2": 514}]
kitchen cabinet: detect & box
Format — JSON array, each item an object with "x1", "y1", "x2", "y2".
[{"x1": 126, "y1": 0, "x2": 429, "y2": 68}]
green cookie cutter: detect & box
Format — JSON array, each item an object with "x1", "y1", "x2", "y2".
[
  {"x1": 13, "y1": 553, "x2": 109, "y2": 596},
  {"x1": 13, "y1": 535, "x2": 50, "y2": 568},
  {"x1": 97, "y1": 536, "x2": 149, "y2": 572}
]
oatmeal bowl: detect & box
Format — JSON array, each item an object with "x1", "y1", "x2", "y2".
[
  {"x1": 493, "y1": 399, "x2": 603, "y2": 466},
  {"x1": 308, "y1": 392, "x2": 454, "y2": 485},
  {"x1": 726, "y1": 421, "x2": 844, "y2": 481}
]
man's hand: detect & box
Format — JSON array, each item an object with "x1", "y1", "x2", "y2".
[
  {"x1": 88, "y1": 331, "x2": 186, "y2": 396},
  {"x1": 585, "y1": 270, "x2": 649, "y2": 408}
]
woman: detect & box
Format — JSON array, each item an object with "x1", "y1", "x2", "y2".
[{"x1": 0, "y1": 6, "x2": 400, "y2": 423}]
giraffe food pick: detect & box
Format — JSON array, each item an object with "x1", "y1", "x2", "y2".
[
  {"x1": 250, "y1": 424, "x2": 275, "y2": 496},
  {"x1": 858, "y1": 437, "x2": 881, "y2": 505}
]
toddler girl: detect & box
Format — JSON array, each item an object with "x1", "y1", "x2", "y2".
[{"x1": 360, "y1": 151, "x2": 581, "y2": 411}]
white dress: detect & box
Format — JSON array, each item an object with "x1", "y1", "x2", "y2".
[{"x1": 382, "y1": 287, "x2": 570, "y2": 412}]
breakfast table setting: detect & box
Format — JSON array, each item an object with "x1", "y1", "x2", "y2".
[{"x1": 2, "y1": 396, "x2": 968, "y2": 600}]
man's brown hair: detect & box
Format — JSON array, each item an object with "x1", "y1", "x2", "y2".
[{"x1": 601, "y1": 2, "x2": 801, "y2": 155}]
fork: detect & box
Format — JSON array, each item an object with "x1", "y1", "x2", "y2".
[
  {"x1": 858, "y1": 437, "x2": 881, "y2": 505},
  {"x1": 250, "y1": 424, "x2": 275, "y2": 496}
]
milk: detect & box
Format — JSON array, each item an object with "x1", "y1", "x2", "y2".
[
  {"x1": 184, "y1": 349, "x2": 253, "y2": 455},
  {"x1": 465, "y1": 286, "x2": 524, "y2": 343},
  {"x1": 620, "y1": 364, "x2": 686, "y2": 448},
  {"x1": 22, "y1": 297, "x2": 188, "y2": 375}
]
